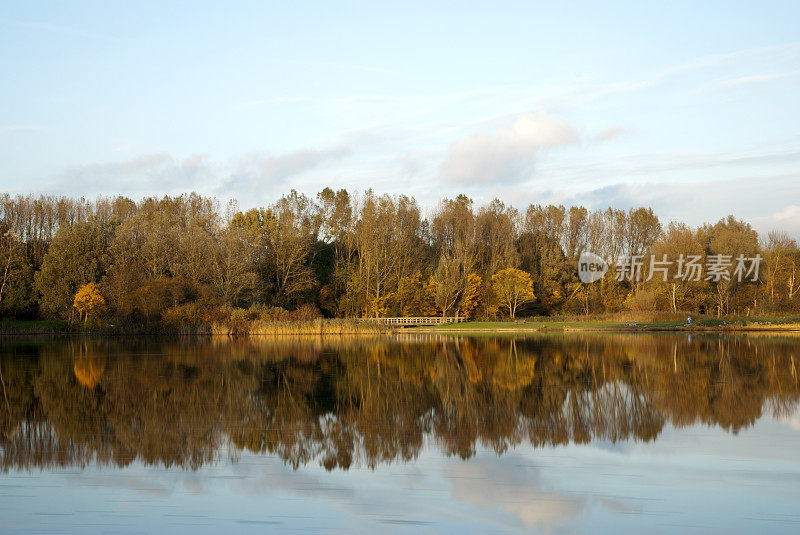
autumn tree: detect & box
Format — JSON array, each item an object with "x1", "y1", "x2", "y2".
[
  {"x1": 269, "y1": 190, "x2": 320, "y2": 306},
  {"x1": 317, "y1": 188, "x2": 354, "y2": 314},
  {"x1": 475, "y1": 199, "x2": 519, "y2": 277},
  {"x1": 348, "y1": 191, "x2": 402, "y2": 316},
  {"x1": 229, "y1": 207, "x2": 275, "y2": 302},
  {"x1": 433, "y1": 253, "x2": 463, "y2": 319},
  {"x1": 0, "y1": 228, "x2": 38, "y2": 317},
  {"x1": 73, "y1": 282, "x2": 107, "y2": 324},
  {"x1": 762, "y1": 231, "x2": 800, "y2": 310},
  {"x1": 491, "y1": 268, "x2": 535, "y2": 319},
  {"x1": 458, "y1": 273, "x2": 484, "y2": 319},
  {"x1": 35, "y1": 219, "x2": 113, "y2": 318},
  {"x1": 431, "y1": 195, "x2": 477, "y2": 317},
  {"x1": 625, "y1": 207, "x2": 662, "y2": 258},
  {"x1": 649, "y1": 222, "x2": 706, "y2": 312},
  {"x1": 518, "y1": 204, "x2": 571, "y2": 310},
  {"x1": 700, "y1": 215, "x2": 759, "y2": 316},
  {"x1": 395, "y1": 272, "x2": 437, "y2": 316}
]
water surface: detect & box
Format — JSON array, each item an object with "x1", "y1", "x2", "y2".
[{"x1": 1, "y1": 333, "x2": 799, "y2": 533}]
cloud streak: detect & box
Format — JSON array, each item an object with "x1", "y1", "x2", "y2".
[{"x1": 47, "y1": 145, "x2": 351, "y2": 203}]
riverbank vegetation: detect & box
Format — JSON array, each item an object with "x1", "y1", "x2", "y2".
[{"x1": 1, "y1": 191, "x2": 799, "y2": 333}]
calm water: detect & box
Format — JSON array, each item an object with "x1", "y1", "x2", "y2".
[{"x1": 1, "y1": 333, "x2": 799, "y2": 534}]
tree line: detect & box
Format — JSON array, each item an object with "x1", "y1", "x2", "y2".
[{"x1": 1, "y1": 190, "x2": 798, "y2": 326}]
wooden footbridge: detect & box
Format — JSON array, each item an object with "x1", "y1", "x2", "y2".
[{"x1": 358, "y1": 316, "x2": 467, "y2": 327}]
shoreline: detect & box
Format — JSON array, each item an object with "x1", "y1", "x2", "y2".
[
  {"x1": 3, "y1": 323, "x2": 800, "y2": 336},
  {"x1": 4, "y1": 315, "x2": 800, "y2": 337},
  {"x1": 413, "y1": 325, "x2": 800, "y2": 333}
]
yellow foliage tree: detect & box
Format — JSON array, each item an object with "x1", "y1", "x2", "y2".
[
  {"x1": 421, "y1": 279, "x2": 438, "y2": 316},
  {"x1": 459, "y1": 273, "x2": 484, "y2": 319},
  {"x1": 491, "y1": 268, "x2": 535, "y2": 319},
  {"x1": 73, "y1": 282, "x2": 107, "y2": 325},
  {"x1": 366, "y1": 293, "x2": 392, "y2": 318},
  {"x1": 396, "y1": 272, "x2": 437, "y2": 316}
]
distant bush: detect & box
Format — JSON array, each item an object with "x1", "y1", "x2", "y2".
[{"x1": 624, "y1": 290, "x2": 658, "y2": 312}]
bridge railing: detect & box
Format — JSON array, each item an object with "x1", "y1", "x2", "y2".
[{"x1": 357, "y1": 317, "x2": 467, "y2": 326}]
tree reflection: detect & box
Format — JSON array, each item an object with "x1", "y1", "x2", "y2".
[{"x1": 1, "y1": 334, "x2": 798, "y2": 471}]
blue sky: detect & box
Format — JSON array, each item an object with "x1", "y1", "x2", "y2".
[{"x1": 1, "y1": 1, "x2": 799, "y2": 234}]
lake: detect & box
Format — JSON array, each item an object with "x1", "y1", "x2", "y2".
[{"x1": 1, "y1": 333, "x2": 799, "y2": 534}]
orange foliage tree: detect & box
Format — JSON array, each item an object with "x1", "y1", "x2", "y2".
[
  {"x1": 459, "y1": 273, "x2": 484, "y2": 319},
  {"x1": 73, "y1": 282, "x2": 107, "y2": 325}
]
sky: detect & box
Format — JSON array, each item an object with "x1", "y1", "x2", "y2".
[{"x1": 1, "y1": 1, "x2": 799, "y2": 236}]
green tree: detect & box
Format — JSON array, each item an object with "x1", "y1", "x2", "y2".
[
  {"x1": 35, "y1": 220, "x2": 113, "y2": 318},
  {"x1": 0, "y1": 229, "x2": 38, "y2": 317}
]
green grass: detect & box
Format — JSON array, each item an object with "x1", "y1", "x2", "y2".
[
  {"x1": 0, "y1": 319, "x2": 72, "y2": 334},
  {"x1": 419, "y1": 314, "x2": 800, "y2": 332},
  {"x1": 4, "y1": 314, "x2": 800, "y2": 335},
  {"x1": 421, "y1": 320, "x2": 631, "y2": 331}
]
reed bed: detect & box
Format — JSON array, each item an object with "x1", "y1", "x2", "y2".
[{"x1": 214, "y1": 318, "x2": 389, "y2": 336}]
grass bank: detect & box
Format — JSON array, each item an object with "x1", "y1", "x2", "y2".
[
  {"x1": 0, "y1": 317, "x2": 390, "y2": 336},
  {"x1": 4, "y1": 312, "x2": 800, "y2": 336},
  {"x1": 415, "y1": 313, "x2": 800, "y2": 333},
  {"x1": 0, "y1": 319, "x2": 72, "y2": 335}
]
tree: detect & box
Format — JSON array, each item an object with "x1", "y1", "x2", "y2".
[
  {"x1": 700, "y1": 215, "x2": 759, "y2": 316},
  {"x1": 0, "y1": 229, "x2": 15, "y2": 304},
  {"x1": 650, "y1": 222, "x2": 705, "y2": 312},
  {"x1": 0, "y1": 228, "x2": 37, "y2": 317},
  {"x1": 395, "y1": 272, "x2": 437, "y2": 316},
  {"x1": 35, "y1": 220, "x2": 113, "y2": 318},
  {"x1": 269, "y1": 190, "x2": 319, "y2": 305},
  {"x1": 491, "y1": 268, "x2": 535, "y2": 319},
  {"x1": 73, "y1": 283, "x2": 107, "y2": 325},
  {"x1": 475, "y1": 199, "x2": 519, "y2": 277},
  {"x1": 459, "y1": 273, "x2": 484, "y2": 318},
  {"x1": 626, "y1": 207, "x2": 662, "y2": 257},
  {"x1": 432, "y1": 195, "x2": 477, "y2": 317},
  {"x1": 762, "y1": 231, "x2": 799, "y2": 309},
  {"x1": 212, "y1": 225, "x2": 258, "y2": 306},
  {"x1": 519, "y1": 205, "x2": 571, "y2": 311},
  {"x1": 433, "y1": 253, "x2": 463, "y2": 319}
]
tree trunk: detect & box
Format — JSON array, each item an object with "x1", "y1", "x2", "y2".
[
  {"x1": 0, "y1": 239, "x2": 13, "y2": 308},
  {"x1": 671, "y1": 283, "x2": 677, "y2": 313}
]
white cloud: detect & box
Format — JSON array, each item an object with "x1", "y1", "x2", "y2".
[
  {"x1": 593, "y1": 126, "x2": 631, "y2": 143},
  {"x1": 714, "y1": 72, "x2": 789, "y2": 88},
  {"x1": 779, "y1": 410, "x2": 800, "y2": 431},
  {"x1": 0, "y1": 125, "x2": 42, "y2": 134},
  {"x1": 54, "y1": 153, "x2": 212, "y2": 196},
  {"x1": 564, "y1": 174, "x2": 800, "y2": 240},
  {"x1": 219, "y1": 146, "x2": 350, "y2": 195},
  {"x1": 753, "y1": 205, "x2": 800, "y2": 237},
  {"x1": 46, "y1": 145, "x2": 350, "y2": 204},
  {"x1": 442, "y1": 454, "x2": 637, "y2": 531},
  {"x1": 439, "y1": 111, "x2": 580, "y2": 185}
]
